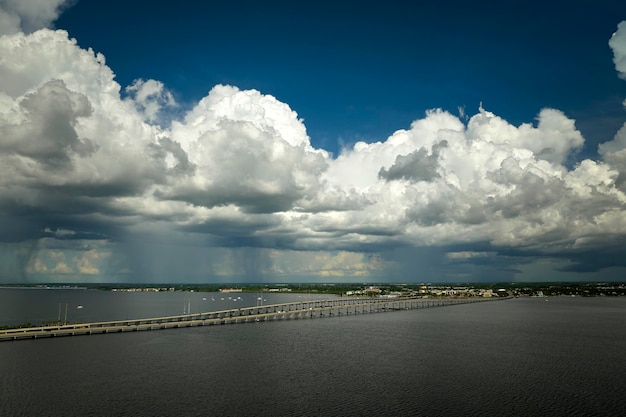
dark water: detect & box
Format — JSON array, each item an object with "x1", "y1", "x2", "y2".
[{"x1": 1, "y1": 292, "x2": 624, "y2": 416}]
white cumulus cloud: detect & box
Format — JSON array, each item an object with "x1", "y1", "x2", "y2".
[
  {"x1": 610, "y1": 21, "x2": 626, "y2": 80},
  {"x1": 600, "y1": 21, "x2": 626, "y2": 188},
  {"x1": 125, "y1": 78, "x2": 177, "y2": 124},
  {"x1": 162, "y1": 85, "x2": 329, "y2": 214},
  {"x1": 2, "y1": 11, "x2": 626, "y2": 282}
]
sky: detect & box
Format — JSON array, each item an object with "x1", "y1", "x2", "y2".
[{"x1": 1, "y1": 0, "x2": 626, "y2": 284}]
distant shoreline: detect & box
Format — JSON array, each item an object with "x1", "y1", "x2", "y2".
[{"x1": 1, "y1": 282, "x2": 625, "y2": 297}]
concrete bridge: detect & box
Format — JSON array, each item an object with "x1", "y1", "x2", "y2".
[{"x1": 0, "y1": 296, "x2": 506, "y2": 342}]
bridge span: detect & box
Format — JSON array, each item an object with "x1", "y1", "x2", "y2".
[{"x1": 0, "y1": 296, "x2": 507, "y2": 342}]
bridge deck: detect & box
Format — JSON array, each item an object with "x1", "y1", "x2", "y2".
[{"x1": 0, "y1": 296, "x2": 507, "y2": 342}]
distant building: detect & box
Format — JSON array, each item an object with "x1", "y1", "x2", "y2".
[
  {"x1": 219, "y1": 288, "x2": 243, "y2": 293},
  {"x1": 364, "y1": 286, "x2": 382, "y2": 295}
]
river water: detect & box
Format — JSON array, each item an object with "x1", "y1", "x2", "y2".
[
  {"x1": 0, "y1": 287, "x2": 333, "y2": 326},
  {"x1": 0, "y1": 289, "x2": 624, "y2": 416}
]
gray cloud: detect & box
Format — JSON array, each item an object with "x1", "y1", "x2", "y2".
[
  {"x1": 0, "y1": 0, "x2": 73, "y2": 35},
  {"x1": 379, "y1": 140, "x2": 447, "y2": 182},
  {"x1": 0, "y1": 79, "x2": 96, "y2": 170}
]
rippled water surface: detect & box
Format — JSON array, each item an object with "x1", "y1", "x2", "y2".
[{"x1": 1, "y1": 291, "x2": 624, "y2": 416}]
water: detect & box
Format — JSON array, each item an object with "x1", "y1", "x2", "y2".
[
  {"x1": 0, "y1": 287, "x2": 329, "y2": 326},
  {"x1": 1, "y1": 290, "x2": 624, "y2": 416}
]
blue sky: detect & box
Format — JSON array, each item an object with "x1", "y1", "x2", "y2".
[
  {"x1": 56, "y1": 0, "x2": 626, "y2": 157},
  {"x1": 1, "y1": 0, "x2": 626, "y2": 284}
]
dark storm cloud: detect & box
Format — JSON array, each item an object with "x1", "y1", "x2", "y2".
[{"x1": 158, "y1": 185, "x2": 303, "y2": 214}]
